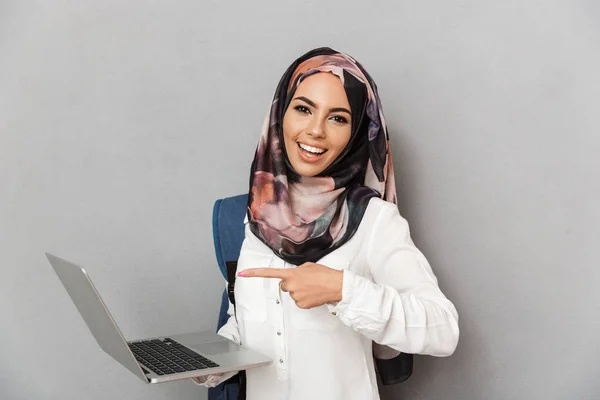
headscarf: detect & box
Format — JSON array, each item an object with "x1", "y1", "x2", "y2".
[{"x1": 248, "y1": 47, "x2": 397, "y2": 265}]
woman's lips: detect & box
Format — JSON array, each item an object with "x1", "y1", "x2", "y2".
[{"x1": 296, "y1": 142, "x2": 327, "y2": 163}]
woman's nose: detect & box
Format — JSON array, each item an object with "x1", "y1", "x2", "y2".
[{"x1": 306, "y1": 117, "x2": 326, "y2": 138}]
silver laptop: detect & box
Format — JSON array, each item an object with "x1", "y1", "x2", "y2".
[{"x1": 46, "y1": 253, "x2": 271, "y2": 383}]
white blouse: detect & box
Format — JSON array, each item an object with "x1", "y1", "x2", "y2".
[{"x1": 210, "y1": 198, "x2": 459, "y2": 400}]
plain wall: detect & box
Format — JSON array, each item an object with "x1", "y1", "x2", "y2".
[{"x1": 1, "y1": 1, "x2": 599, "y2": 399}]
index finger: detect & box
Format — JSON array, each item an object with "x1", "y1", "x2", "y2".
[{"x1": 238, "y1": 268, "x2": 291, "y2": 279}]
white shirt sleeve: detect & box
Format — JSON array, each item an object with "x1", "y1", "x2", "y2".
[
  {"x1": 328, "y1": 202, "x2": 459, "y2": 357},
  {"x1": 192, "y1": 281, "x2": 241, "y2": 387}
]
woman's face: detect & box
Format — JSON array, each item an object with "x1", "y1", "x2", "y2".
[{"x1": 282, "y1": 72, "x2": 352, "y2": 177}]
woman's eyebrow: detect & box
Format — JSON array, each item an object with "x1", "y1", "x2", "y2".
[
  {"x1": 329, "y1": 107, "x2": 351, "y2": 115},
  {"x1": 293, "y1": 96, "x2": 352, "y2": 115}
]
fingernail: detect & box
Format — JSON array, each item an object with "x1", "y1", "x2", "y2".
[{"x1": 237, "y1": 271, "x2": 247, "y2": 277}]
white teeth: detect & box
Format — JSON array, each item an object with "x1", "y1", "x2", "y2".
[{"x1": 298, "y1": 143, "x2": 326, "y2": 154}]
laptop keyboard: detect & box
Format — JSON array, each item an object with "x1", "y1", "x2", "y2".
[{"x1": 128, "y1": 337, "x2": 220, "y2": 376}]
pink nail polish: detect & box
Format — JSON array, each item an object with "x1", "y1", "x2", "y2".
[{"x1": 237, "y1": 271, "x2": 247, "y2": 277}]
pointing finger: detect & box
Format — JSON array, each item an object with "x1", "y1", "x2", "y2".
[{"x1": 238, "y1": 268, "x2": 291, "y2": 279}]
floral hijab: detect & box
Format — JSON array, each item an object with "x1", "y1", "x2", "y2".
[{"x1": 248, "y1": 47, "x2": 397, "y2": 265}]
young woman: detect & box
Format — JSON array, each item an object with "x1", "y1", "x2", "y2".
[{"x1": 197, "y1": 47, "x2": 459, "y2": 400}]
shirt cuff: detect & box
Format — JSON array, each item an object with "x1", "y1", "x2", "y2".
[{"x1": 326, "y1": 269, "x2": 356, "y2": 319}]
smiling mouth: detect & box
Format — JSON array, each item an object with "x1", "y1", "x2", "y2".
[{"x1": 297, "y1": 142, "x2": 327, "y2": 158}]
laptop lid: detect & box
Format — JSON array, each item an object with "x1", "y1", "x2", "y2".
[{"x1": 46, "y1": 253, "x2": 148, "y2": 382}]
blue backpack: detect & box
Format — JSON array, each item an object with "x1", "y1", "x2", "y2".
[
  {"x1": 208, "y1": 194, "x2": 412, "y2": 400},
  {"x1": 209, "y1": 194, "x2": 247, "y2": 400}
]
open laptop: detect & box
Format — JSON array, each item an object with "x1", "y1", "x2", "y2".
[{"x1": 46, "y1": 253, "x2": 271, "y2": 383}]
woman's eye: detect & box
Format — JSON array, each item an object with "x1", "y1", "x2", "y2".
[
  {"x1": 295, "y1": 105, "x2": 310, "y2": 114},
  {"x1": 331, "y1": 115, "x2": 348, "y2": 124}
]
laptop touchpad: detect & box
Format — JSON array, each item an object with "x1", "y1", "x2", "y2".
[{"x1": 191, "y1": 340, "x2": 242, "y2": 355}]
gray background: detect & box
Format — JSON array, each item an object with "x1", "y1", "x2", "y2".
[{"x1": 1, "y1": 1, "x2": 598, "y2": 399}]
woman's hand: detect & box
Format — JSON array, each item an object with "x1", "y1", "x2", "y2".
[
  {"x1": 238, "y1": 263, "x2": 343, "y2": 309},
  {"x1": 191, "y1": 374, "x2": 225, "y2": 387}
]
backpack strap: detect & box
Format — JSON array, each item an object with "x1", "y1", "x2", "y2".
[
  {"x1": 226, "y1": 261, "x2": 238, "y2": 308},
  {"x1": 375, "y1": 352, "x2": 413, "y2": 385}
]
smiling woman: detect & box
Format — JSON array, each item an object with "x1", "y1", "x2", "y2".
[{"x1": 197, "y1": 47, "x2": 459, "y2": 400}]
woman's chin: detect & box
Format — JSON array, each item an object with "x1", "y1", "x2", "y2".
[{"x1": 288, "y1": 157, "x2": 319, "y2": 177}]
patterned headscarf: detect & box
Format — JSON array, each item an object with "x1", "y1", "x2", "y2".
[{"x1": 248, "y1": 47, "x2": 397, "y2": 265}]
